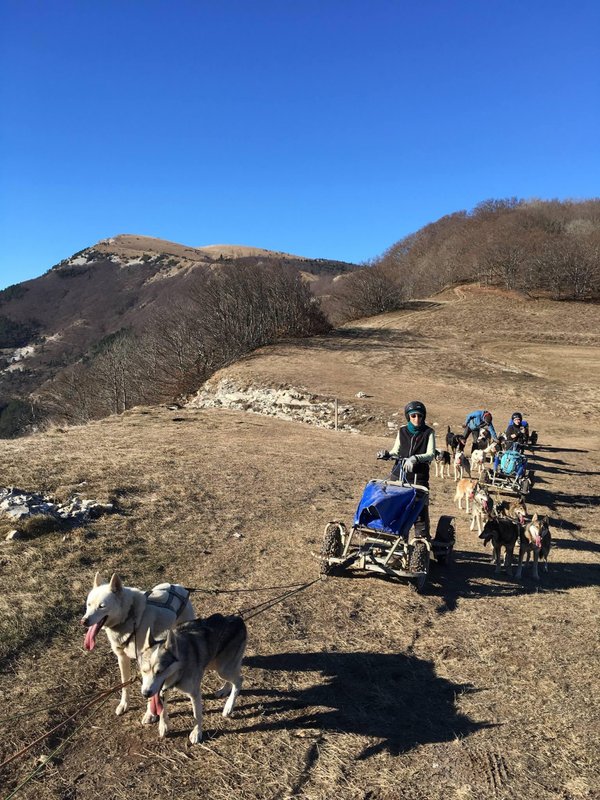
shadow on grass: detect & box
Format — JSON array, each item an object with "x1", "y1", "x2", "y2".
[
  {"x1": 233, "y1": 650, "x2": 488, "y2": 761},
  {"x1": 428, "y1": 548, "x2": 600, "y2": 614},
  {"x1": 534, "y1": 446, "x2": 589, "y2": 455},
  {"x1": 529, "y1": 485, "x2": 598, "y2": 512},
  {"x1": 240, "y1": 325, "x2": 423, "y2": 359}
]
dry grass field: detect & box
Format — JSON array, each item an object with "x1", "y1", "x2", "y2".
[{"x1": 1, "y1": 285, "x2": 598, "y2": 800}]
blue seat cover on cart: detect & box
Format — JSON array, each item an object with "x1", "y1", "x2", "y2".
[{"x1": 353, "y1": 481, "x2": 423, "y2": 536}]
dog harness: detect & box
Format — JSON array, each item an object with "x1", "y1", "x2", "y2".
[{"x1": 144, "y1": 584, "x2": 190, "y2": 619}]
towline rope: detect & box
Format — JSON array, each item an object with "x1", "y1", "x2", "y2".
[
  {"x1": 188, "y1": 580, "x2": 317, "y2": 595},
  {"x1": 0, "y1": 677, "x2": 137, "y2": 772},
  {"x1": 2, "y1": 688, "x2": 120, "y2": 800},
  {"x1": 238, "y1": 576, "x2": 323, "y2": 621}
]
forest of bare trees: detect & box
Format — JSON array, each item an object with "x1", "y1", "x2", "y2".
[
  {"x1": 38, "y1": 261, "x2": 330, "y2": 424},
  {"x1": 357, "y1": 198, "x2": 600, "y2": 312}
]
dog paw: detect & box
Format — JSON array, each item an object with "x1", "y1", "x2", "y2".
[
  {"x1": 115, "y1": 701, "x2": 128, "y2": 716},
  {"x1": 222, "y1": 699, "x2": 236, "y2": 717},
  {"x1": 189, "y1": 726, "x2": 202, "y2": 745},
  {"x1": 214, "y1": 682, "x2": 231, "y2": 699},
  {"x1": 159, "y1": 721, "x2": 170, "y2": 738},
  {"x1": 142, "y1": 710, "x2": 159, "y2": 725}
]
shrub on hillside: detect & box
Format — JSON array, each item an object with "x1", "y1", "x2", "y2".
[
  {"x1": 0, "y1": 399, "x2": 36, "y2": 438},
  {"x1": 37, "y1": 260, "x2": 331, "y2": 422},
  {"x1": 0, "y1": 315, "x2": 40, "y2": 348},
  {"x1": 363, "y1": 198, "x2": 600, "y2": 301}
]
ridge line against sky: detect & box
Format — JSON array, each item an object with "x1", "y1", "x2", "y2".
[{"x1": 1, "y1": 0, "x2": 599, "y2": 290}]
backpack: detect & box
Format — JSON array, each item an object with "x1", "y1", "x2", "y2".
[{"x1": 499, "y1": 449, "x2": 524, "y2": 476}]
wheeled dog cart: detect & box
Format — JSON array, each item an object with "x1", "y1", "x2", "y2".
[
  {"x1": 481, "y1": 444, "x2": 533, "y2": 497},
  {"x1": 319, "y1": 476, "x2": 455, "y2": 593}
]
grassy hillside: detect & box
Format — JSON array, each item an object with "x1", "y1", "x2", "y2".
[{"x1": 1, "y1": 288, "x2": 598, "y2": 799}]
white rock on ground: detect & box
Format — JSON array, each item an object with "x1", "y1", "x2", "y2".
[{"x1": 187, "y1": 378, "x2": 361, "y2": 432}]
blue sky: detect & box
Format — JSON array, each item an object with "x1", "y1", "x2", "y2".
[{"x1": 1, "y1": 0, "x2": 598, "y2": 290}]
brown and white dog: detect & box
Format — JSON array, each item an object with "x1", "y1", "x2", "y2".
[
  {"x1": 479, "y1": 517, "x2": 520, "y2": 576},
  {"x1": 454, "y1": 478, "x2": 478, "y2": 513},
  {"x1": 496, "y1": 498, "x2": 528, "y2": 526},
  {"x1": 516, "y1": 514, "x2": 551, "y2": 580},
  {"x1": 469, "y1": 484, "x2": 494, "y2": 534},
  {"x1": 434, "y1": 449, "x2": 452, "y2": 478}
]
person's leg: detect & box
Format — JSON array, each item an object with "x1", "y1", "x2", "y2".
[{"x1": 414, "y1": 498, "x2": 430, "y2": 538}]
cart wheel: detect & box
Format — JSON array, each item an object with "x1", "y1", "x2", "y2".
[
  {"x1": 433, "y1": 515, "x2": 455, "y2": 565},
  {"x1": 320, "y1": 523, "x2": 344, "y2": 576},
  {"x1": 408, "y1": 539, "x2": 430, "y2": 593},
  {"x1": 520, "y1": 478, "x2": 531, "y2": 495}
]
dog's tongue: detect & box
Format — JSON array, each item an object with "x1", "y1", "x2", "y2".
[
  {"x1": 84, "y1": 620, "x2": 105, "y2": 651},
  {"x1": 150, "y1": 693, "x2": 163, "y2": 716}
]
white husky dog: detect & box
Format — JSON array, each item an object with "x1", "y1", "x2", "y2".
[
  {"x1": 140, "y1": 614, "x2": 247, "y2": 744},
  {"x1": 81, "y1": 572, "x2": 195, "y2": 721}
]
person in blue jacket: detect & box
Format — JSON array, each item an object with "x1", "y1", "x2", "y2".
[{"x1": 463, "y1": 410, "x2": 498, "y2": 450}]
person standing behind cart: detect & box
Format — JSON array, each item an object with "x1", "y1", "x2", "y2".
[
  {"x1": 463, "y1": 410, "x2": 498, "y2": 451},
  {"x1": 376, "y1": 400, "x2": 435, "y2": 538}
]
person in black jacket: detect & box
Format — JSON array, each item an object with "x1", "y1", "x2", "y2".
[
  {"x1": 377, "y1": 400, "x2": 435, "y2": 538},
  {"x1": 505, "y1": 411, "x2": 528, "y2": 450}
]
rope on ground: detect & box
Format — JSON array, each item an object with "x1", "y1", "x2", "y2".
[
  {"x1": 0, "y1": 677, "x2": 136, "y2": 772},
  {"x1": 188, "y1": 580, "x2": 317, "y2": 595},
  {"x1": 238, "y1": 576, "x2": 323, "y2": 621},
  {"x1": 2, "y1": 689, "x2": 117, "y2": 800}
]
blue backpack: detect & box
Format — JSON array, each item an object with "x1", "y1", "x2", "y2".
[{"x1": 499, "y1": 449, "x2": 525, "y2": 477}]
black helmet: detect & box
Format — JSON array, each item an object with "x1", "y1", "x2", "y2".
[
  {"x1": 404, "y1": 400, "x2": 427, "y2": 422},
  {"x1": 511, "y1": 411, "x2": 523, "y2": 421}
]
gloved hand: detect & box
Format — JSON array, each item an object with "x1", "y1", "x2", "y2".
[
  {"x1": 376, "y1": 450, "x2": 390, "y2": 460},
  {"x1": 403, "y1": 456, "x2": 417, "y2": 472}
]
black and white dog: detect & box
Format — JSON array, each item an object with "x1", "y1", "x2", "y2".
[{"x1": 434, "y1": 448, "x2": 451, "y2": 478}]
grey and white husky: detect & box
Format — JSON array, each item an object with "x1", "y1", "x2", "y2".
[
  {"x1": 81, "y1": 572, "x2": 195, "y2": 722},
  {"x1": 140, "y1": 614, "x2": 247, "y2": 744}
]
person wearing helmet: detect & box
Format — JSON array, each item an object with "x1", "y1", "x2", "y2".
[
  {"x1": 376, "y1": 400, "x2": 435, "y2": 537},
  {"x1": 463, "y1": 410, "x2": 498, "y2": 450},
  {"x1": 506, "y1": 412, "x2": 528, "y2": 447}
]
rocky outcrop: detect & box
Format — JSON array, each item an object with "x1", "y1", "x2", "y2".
[
  {"x1": 0, "y1": 487, "x2": 114, "y2": 528},
  {"x1": 187, "y1": 378, "x2": 362, "y2": 432}
]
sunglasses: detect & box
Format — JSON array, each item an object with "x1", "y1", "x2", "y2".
[{"x1": 409, "y1": 412, "x2": 424, "y2": 418}]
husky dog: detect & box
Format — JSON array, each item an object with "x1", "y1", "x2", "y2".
[
  {"x1": 446, "y1": 426, "x2": 466, "y2": 456},
  {"x1": 479, "y1": 517, "x2": 520, "y2": 576},
  {"x1": 516, "y1": 514, "x2": 551, "y2": 580},
  {"x1": 454, "y1": 478, "x2": 477, "y2": 512},
  {"x1": 81, "y1": 572, "x2": 195, "y2": 721},
  {"x1": 496, "y1": 498, "x2": 528, "y2": 526},
  {"x1": 434, "y1": 449, "x2": 451, "y2": 478},
  {"x1": 453, "y1": 450, "x2": 471, "y2": 481},
  {"x1": 469, "y1": 448, "x2": 485, "y2": 476},
  {"x1": 140, "y1": 614, "x2": 247, "y2": 744},
  {"x1": 469, "y1": 484, "x2": 493, "y2": 534}
]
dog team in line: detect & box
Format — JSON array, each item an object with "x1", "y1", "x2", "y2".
[
  {"x1": 80, "y1": 406, "x2": 549, "y2": 745},
  {"x1": 437, "y1": 409, "x2": 550, "y2": 581}
]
